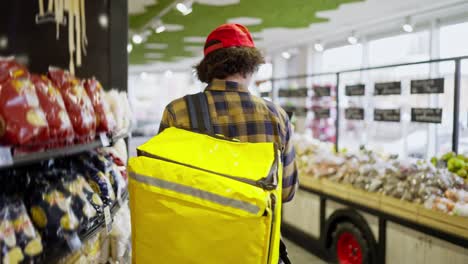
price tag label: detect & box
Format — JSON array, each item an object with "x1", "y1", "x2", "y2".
[
  {"x1": 374, "y1": 81, "x2": 401, "y2": 95},
  {"x1": 104, "y1": 206, "x2": 113, "y2": 234},
  {"x1": 411, "y1": 108, "x2": 442, "y2": 123},
  {"x1": 313, "y1": 86, "x2": 331, "y2": 97},
  {"x1": 345, "y1": 108, "x2": 365, "y2": 120},
  {"x1": 100, "y1": 133, "x2": 110, "y2": 147},
  {"x1": 411, "y1": 78, "x2": 444, "y2": 94},
  {"x1": 345, "y1": 84, "x2": 365, "y2": 96},
  {"x1": 0, "y1": 147, "x2": 13, "y2": 166},
  {"x1": 374, "y1": 109, "x2": 401, "y2": 122},
  {"x1": 313, "y1": 108, "x2": 331, "y2": 119}
]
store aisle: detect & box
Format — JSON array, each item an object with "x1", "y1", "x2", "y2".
[{"x1": 283, "y1": 239, "x2": 326, "y2": 264}]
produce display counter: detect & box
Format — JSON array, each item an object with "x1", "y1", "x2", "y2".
[{"x1": 283, "y1": 175, "x2": 468, "y2": 263}]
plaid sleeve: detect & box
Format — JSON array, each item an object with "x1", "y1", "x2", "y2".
[
  {"x1": 281, "y1": 118, "x2": 299, "y2": 203},
  {"x1": 158, "y1": 104, "x2": 176, "y2": 134}
]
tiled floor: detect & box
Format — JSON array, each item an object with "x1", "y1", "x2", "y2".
[{"x1": 283, "y1": 239, "x2": 326, "y2": 264}]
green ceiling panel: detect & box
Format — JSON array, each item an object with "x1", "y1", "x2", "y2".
[{"x1": 129, "y1": 0, "x2": 364, "y2": 65}]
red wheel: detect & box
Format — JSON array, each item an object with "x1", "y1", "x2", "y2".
[
  {"x1": 331, "y1": 223, "x2": 370, "y2": 264},
  {"x1": 336, "y1": 232, "x2": 363, "y2": 264}
]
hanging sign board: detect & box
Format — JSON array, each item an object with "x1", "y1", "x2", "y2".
[
  {"x1": 313, "y1": 108, "x2": 331, "y2": 119},
  {"x1": 260, "y1": 92, "x2": 270, "y2": 98},
  {"x1": 411, "y1": 78, "x2": 444, "y2": 94},
  {"x1": 374, "y1": 81, "x2": 401, "y2": 95},
  {"x1": 411, "y1": 108, "x2": 443, "y2": 123},
  {"x1": 292, "y1": 88, "x2": 308, "y2": 97},
  {"x1": 313, "y1": 86, "x2": 331, "y2": 97},
  {"x1": 374, "y1": 109, "x2": 400, "y2": 122},
  {"x1": 345, "y1": 84, "x2": 365, "y2": 96},
  {"x1": 278, "y1": 89, "x2": 290, "y2": 97},
  {"x1": 282, "y1": 106, "x2": 308, "y2": 116},
  {"x1": 345, "y1": 108, "x2": 365, "y2": 120}
]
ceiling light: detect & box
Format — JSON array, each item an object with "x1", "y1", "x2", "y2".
[
  {"x1": 164, "y1": 70, "x2": 173, "y2": 78},
  {"x1": 98, "y1": 13, "x2": 109, "y2": 29},
  {"x1": 0, "y1": 36, "x2": 8, "y2": 50},
  {"x1": 176, "y1": 1, "x2": 193, "y2": 16},
  {"x1": 402, "y1": 17, "x2": 414, "y2": 33},
  {"x1": 347, "y1": 31, "x2": 358, "y2": 45},
  {"x1": 132, "y1": 34, "x2": 143, "y2": 44},
  {"x1": 155, "y1": 25, "x2": 166, "y2": 34},
  {"x1": 314, "y1": 41, "x2": 324, "y2": 52},
  {"x1": 127, "y1": 43, "x2": 133, "y2": 53},
  {"x1": 281, "y1": 52, "x2": 291, "y2": 60}
]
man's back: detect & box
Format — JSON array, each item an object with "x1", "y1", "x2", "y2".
[{"x1": 159, "y1": 79, "x2": 298, "y2": 202}]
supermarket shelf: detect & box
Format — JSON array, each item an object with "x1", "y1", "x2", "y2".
[
  {"x1": 0, "y1": 131, "x2": 130, "y2": 170},
  {"x1": 43, "y1": 190, "x2": 129, "y2": 263}
]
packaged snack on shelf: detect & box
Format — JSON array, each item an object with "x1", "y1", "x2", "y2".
[
  {"x1": 104, "y1": 91, "x2": 133, "y2": 134},
  {"x1": 0, "y1": 57, "x2": 29, "y2": 83},
  {"x1": 77, "y1": 153, "x2": 116, "y2": 206},
  {"x1": 110, "y1": 202, "x2": 131, "y2": 262},
  {"x1": 48, "y1": 68, "x2": 96, "y2": 143},
  {"x1": 28, "y1": 179, "x2": 80, "y2": 246},
  {"x1": 60, "y1": 173, "x2": 98, "y2": 231},
  {"x1": 84, "y1": 78, "x2": 116, "y2": 133},
  {"x1": 0, "y1": 197, "x2": 43, "y2": 264},
  {"x1": 0, "y1": 71, "x2": 49, "y2": 148},
  {"x1": 32, "y1": 74, "x2": 75, "y2": 147}
]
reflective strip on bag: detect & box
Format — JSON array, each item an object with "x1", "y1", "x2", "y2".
[{"x1": 130, "y1": 172, "x2": 261, "y2": 215}]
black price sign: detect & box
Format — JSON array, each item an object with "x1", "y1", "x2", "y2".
[
  {"x1": 313, "y1": 86, "x2": 331, "y2": 97},
  {"x1": 411, "y1": 78, "x2": 444, "y2": 94},
  {"x1": 374, "y1": 109, "x2": 400, "y2": 122},
  {"x1": 278, "y1": 89, "x2": 290, "y2": 97},
  {"x1": 345, "y1": 84, "x2": 365, "y2": 96},
  {"x1": 374, "y1": 81, "x2": 401, "y2": 95},
  {"x1": 293, "y1": 88, "x2": 308, "y2": 97},
  {"x1": 313, "y1": 108, "x2": 331, "y2": 119},
  {"x1": 411, "y1": 108, "x2": 442, "y2": 123},
  {"x1": 260, "y1": 92, "x2": 270, "y2": 97},
  {"x1": 282, "y1": 106, "x2": 308, "y2": 116},
  {"x1": 345, "y1": 108, "x2": 364, "y2": 120}
]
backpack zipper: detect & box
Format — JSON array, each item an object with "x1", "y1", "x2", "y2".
[{"x1": 137, "y1": 149, "x2": 277, "y2": 190}]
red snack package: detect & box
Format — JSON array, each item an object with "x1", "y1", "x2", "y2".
[
  {"x1": 31, "y1": 74, "x2": 75, "y2": 147},
  {"x1": 0, "y1": 57, "x2": 29, "y2": 83},
  {"x1": 84, "y1": 78, "x2": 116, "y2": 133},
  {"x1": 48, "y1": 68, "x2": 96, "y2": 143},
  {"x1": 0, "y1": 77, "x2": 49, "y2": 147}
]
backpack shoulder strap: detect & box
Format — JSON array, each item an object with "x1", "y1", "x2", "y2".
[{"x1": 184, "y1": 93, "x2": 214, "y2": 134}]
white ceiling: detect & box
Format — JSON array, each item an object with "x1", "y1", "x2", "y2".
[{"x1": 129, "y1": 0, "x2": 468, "y2": 73}]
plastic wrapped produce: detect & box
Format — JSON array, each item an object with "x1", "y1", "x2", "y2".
[
  {"x1": 48, "y1": 68, "x2": 96, "y2": 143},
  {"x1": 32, "y1": 74, "x2": 75, "y2": 147},
  {"x1": 0, "y1": 72, "x2": 49, "y2": 148},
  {"x1": 104, "y1": 91, "x2": 132, "y2": 134},
  {"x1": 0, "y1": 57, "x2": 29, "y2": 83},
  {"x1": 84, "y1": 78, "x2": 116, "y2": 133}
]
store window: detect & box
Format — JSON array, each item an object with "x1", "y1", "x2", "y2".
[
  {"x1": 369, "y1": 31, "x2": 430, "y2": 66},
  {"x1": 440, "y1": 21, "x2": 468, "y2": 58},
  {"x1": 322, "y1": 44, "x2": 363, "y2": 72}
]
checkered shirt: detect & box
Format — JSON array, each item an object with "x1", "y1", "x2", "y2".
[{"x1": 159, "y1": 79, "x2": 298, "y2": 202}]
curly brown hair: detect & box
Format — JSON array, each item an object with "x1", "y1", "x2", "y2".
[{"x1": 195, "y1": 46, "x2": 265, "y2": 83}]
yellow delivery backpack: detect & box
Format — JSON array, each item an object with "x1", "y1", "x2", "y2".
[{"x1": 128, "y1": 126, "x2": 283, "y2": 264}]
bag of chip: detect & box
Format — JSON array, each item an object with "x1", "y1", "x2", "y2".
[
  {"x1": 0, "y1": 76, "x2": 49, "y2": 148},
  {"x1": 32, "y1": 74, "x2": 75, "y2": 147},
  {"x1": 0, "y1": 199, "x2": 24, "y2": 264},
  {"x1": 60, "y1": 174, "x2": 98, "y2": 232},
  {"x1": 0, "y1": 57, "x2": 29, "y2": 83},
  {"x1": 76, "y1": 153, "x2": 116, "y2": 207},
  {"x1": 48, "y1": 68, "x2": 96, "y2": 143},
  {"x1": 10, "y1": 199, "x2": 43, "y2": 261},
  {"x1": 28, "y1": 181, "x2": 80, "y2": 246},
  {"x1": 84, "y1": 78, "x2": 116, "y2": 133}
]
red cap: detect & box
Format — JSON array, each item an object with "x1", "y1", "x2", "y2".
[{"x1": 204, "y1": 24, "x2": 255, "y2": 56}]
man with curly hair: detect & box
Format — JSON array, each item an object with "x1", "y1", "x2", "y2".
[{"x1": 159, "y1": 24, "x2": 298, "y2": 263}]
